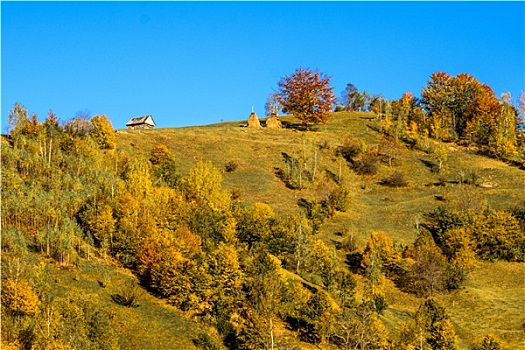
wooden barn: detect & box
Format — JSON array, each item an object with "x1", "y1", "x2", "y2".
[{"x1": 126, "y1": 115, "x2": 156, "y2": 130}]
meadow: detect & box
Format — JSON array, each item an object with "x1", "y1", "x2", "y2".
[{"x1": 114, "y1": 111, "x2": 524, "y2": 349}]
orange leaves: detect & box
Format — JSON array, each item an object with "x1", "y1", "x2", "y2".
[{"x1": 277, "y1": 68, "x2": 336, "y2": 126}]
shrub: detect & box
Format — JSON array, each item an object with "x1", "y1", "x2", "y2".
[
  {"x1": 382, "y1": 171, "x2": 409, "y2": 187},
  {"x1": 111, "y1": 279, "x2": 143, "y2": 308},
  {"x1": 354, "y1": 151, "x2": 378, "y2": 175},
  {"x1": 325, "y1": 185, "x2": 351, "y2": 213},
  {"x1": 225, "y1": 160, "x2": 239, "y2": 173},
  {"x1": 372, "y1": 293, "x2": 388, "y2": 314},
  {"x1": 455, "y1": 169, "x2": 480, "y2": 186},
  {"x1": 193, "y1": 333, "x2": 221, "y2": 350},
  {"x1": 318, "y1": 139, "x2": 331, "y2": 150},
  {"x1": 336, "y1": 139, "x2": 362, "y2": 162},
  {"x1": 298, "y1": 198, "x2": 326, "y2": 233}
]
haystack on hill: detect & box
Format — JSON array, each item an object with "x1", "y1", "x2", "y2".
[
  {"x1": 247, "y1": 110, "x2": 261, "y2": 128},
  {"x1": 266, "y1": 113, "x2": 282, "y2": 128}
]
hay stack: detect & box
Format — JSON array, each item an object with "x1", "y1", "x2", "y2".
[
  {"x1": 247, "y1": 112, "x2": 261, "y2": 128},
  {"x1": 266, "y1": 113, "x2": 282, "y2": 128}
]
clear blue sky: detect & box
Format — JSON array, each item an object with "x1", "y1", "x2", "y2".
[{"x1": 2, "y1": 1, "x2": 524, "y2": 130}]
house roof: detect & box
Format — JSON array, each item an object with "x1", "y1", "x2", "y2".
[{"x1": 126, "y1": 115, "x2": 156, "y2": 127}]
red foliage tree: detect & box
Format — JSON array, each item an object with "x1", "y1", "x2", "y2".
[{"x1": 277, "y1": 68, "x2": 336, "y2": 126}]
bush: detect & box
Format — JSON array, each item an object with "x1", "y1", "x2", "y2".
[
  {"x1": 372, "y1": 293, "x2": 388, "y2": 314},
  {"x1": 354, "y1": 151, "x2": 378, "y2": 175},
  {"x1": 193, "y1": 333, "x2": 221, "y2": 350},
  {"x1": 455, "y1": 169, "x2": 480, "y2": 186},
  {"x1": 298, "y1": 198, "x2": 326, "y2": 233},
  {"x1": 382, "y1": 171, "x2": 409, "y2": 187},
  {"x1": 225, "y1": 160, "x2": 239, "y2": 173},
  {"x1": 318, "y1": 139, "x2": 331, "y2": 150},
  {"x1": 324, "y1": 185, "x2": 351, "y2": 214},
  {"x1": 111, "y1": 279, "x2": 143, "y2": 308},
  {"x1": 336, "y1": 139, "x2": 362, "y2": 162}
]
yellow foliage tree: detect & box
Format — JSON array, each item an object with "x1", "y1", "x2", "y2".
[
  {"x1": 182, "y1": 161, "x2": 230, "y2": 211},
  {"x1": 90, "y1": 115, "x2": 116, "y2": 150},
  {"x1": 2, "y1": 278, "x2": 40, "y2": 317}
]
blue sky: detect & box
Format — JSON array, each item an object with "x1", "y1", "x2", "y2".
[{"x1": 2, "y1": 1, "x2": 524, "y2": 130}]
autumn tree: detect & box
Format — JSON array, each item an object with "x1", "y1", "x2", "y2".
[
  {"x1": 90, "y1": 115, "x2": 117, "y2": 150},
  {"x1": 277, "y1": 68, "x2": 337, "y2": 126},
  {"x1": 64, "y1": 116, "x2": 93, "y2": 138},
  {"x1": 406, "y1": 235, "x2": 448, "y2": 297},
  {"x1": 415, "y1": 298, "x2": 458, "y2": 350},
  {"x1": 378, "y1": 135, "x2": 405, "y2": 166},
  {"x1": 245, "y1": 248, "x2": 288, "y2": 349},
  {"x1": 209, "y1": 243, "x2": 244, "y2": 333},
  {"x1": 472, "y1": 334, "x2": 501, "y2": 350},
  {"x1": 391, "y1": 92, "x2": 417, "y2": 139},
  {"x1": 149, "y1": 144, "x2": 179, "y2": 187},
  {"x1": 265, "y1": 92, "x2": 283, "y2": 116},
  {"x1": 7, "y1": 102, "x2": 32, "y2": 138},
  {"x1": 341, "y1": 83, "x2": 368, "y2": 112},
  {"x1": 420, "y1": 72, "x2": 509, "y2": 156},
  {"x1": 490, "y1": 92, "x2": 518, "y2": 157},
  {"x1": 517, "y1": 91, "x2": 525, "y2": 129},
  {"x1": 182, "y1": 161, "x2": 230, "y2": 211},
  {"x1": 2, "y1": 278, "x2": 40, "y2": 317},
  {"x1": 434, "y1": 142, "x2": 448, "y2": 172}
]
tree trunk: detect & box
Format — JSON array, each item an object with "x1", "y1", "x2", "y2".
[
  {"x1": 270, "y1": 317, "x2": 274, "y2": 349},
  {"x1": 312, "y1": 149, "x2": 317, "y2": 181}
]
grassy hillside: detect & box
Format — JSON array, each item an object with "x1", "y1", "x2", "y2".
[
  {"x1": 117, "y1": 112, "x2": 524, "y2": 245},
  {"x1": 115, "y1": 111, "x2": 525, "y2": 349},
  {"x1": 14, "y1": 253, "x2": 218, "y2": 350},
  {"x1": 3, "y1": 111, "x2": 522, "y2": 350}
]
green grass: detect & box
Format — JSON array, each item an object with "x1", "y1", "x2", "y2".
[
  {"x1": 117, "y1": 112, "x2": 524, "y2": 245},
  {"x1": 116, "y1": 112, "x2": 525, "y2": 348},
  {"x1": 46, "y1": 255, "x2": 219, "y2": 350},
  {"x1": 439, "y1": 261, "x2": 525, "y2": 349}
]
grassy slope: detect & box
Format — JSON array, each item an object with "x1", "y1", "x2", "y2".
[
  {"x1": 116, "y1": 112, "x2": 525, "y2": 349},
  {"x1": 43, "y1": 254, "x2": 216, "y2": 350}
]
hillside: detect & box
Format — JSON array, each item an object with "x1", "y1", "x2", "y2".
[
  {"x1": 117, "y1": 112, "x2": 524, "y2": 245},
  {"x1": 2, "y1": 111, "x2": 524, "y2": 350},
  {"x1": 116, "y1": 112, "x2": 525, "y2": 349}
]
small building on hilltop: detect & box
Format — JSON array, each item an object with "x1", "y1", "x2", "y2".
[{"x1": 126, "y1": 115, "x2": 156, "y2": 130}]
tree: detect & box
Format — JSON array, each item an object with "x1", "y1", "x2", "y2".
[
  {"x1": 265, "y1": 92, "x2": 283, "y2": 116},
  {"x1": 90, "y1": 115, "x2": 116, "y2": 150},
  {"x1": 277, "y1": 68, "x2": 337, "y2": 126},
  {"x1": 342, "y1": 83, "x2": 366, "y2": 112},
  {"x1": 64, "y1": 116, "x2": 93, "y2": 138},
  {"x1": 245, "y1": 249, "x2": 287, "y2": 349},
  {"x1": 472, "y1": 334, "x2": 501, "y2": 350},
  {"x1": 415, "y1": 297, "x2": 458, "y2": 350},
  {"x1": 149, "y1": 144, "x2": 179, "y2": 187},
  {"x1": 2, "y1": 278, "x2": 40, "y2": 317},
  {"x1": 370, "y1": 94, "x2": 391, "y2": 116},
  {"x1": 490, "y1": 92, "x2": 518, "y2": 157},
  {"x1": 182, "y1": 161, "x2": 230, "y2": 211},
  {"x1": 421, "y1": 72, "x2": 503, "y2": 148},
  {"x1": 517, "y1": 91, "x2": 525, "y2": 129},
  {"x1": 408, "y1": 237, "x2": 448, "y2": 296},
  {"x1": 7, "y1": 102, "x2": 30, "y2": 137},
  {"x1": 391, "y1": 92, "x2": 417, "y2": 139},
  {"x1": 378, "y1": 135, "x2": 405, "y2": 166}
]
